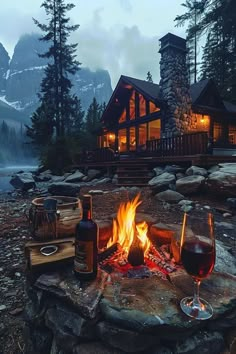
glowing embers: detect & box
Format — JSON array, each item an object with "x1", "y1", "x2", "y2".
[{"x1": 100, "y1": 194, "x2": 175, "y2": 278}]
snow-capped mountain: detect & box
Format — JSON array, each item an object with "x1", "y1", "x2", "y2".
[{"x1": 0, "y1": 33, "x2": 113, "y2": 123}]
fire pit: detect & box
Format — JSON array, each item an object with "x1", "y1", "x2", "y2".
[
  {"x1": 24, "y1": 195, "x2": 236, "y2": 354},
  {"x1": 98, "y1": 194, "x2": 175, "y2": 280}
]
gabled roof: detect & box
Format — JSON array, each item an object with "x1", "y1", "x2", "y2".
[
  {"x1": 101, "y1": 75, "x2": 236, "y2": 127},
  {"x1": 121, "y1": 75, "x2": 160, "y2": 102},
  {"x1": 101, "y1": 75, "x2": 161, "y2": 126},
  {"x1": 190, "y1": 79, "x2": 210, "y2": 103},
  {"x1": 190, "y1": 78, "x2": 226, "y2": 110},
  {"x1": 223, "y1": 100, "x2": 236, "y2": 114}
]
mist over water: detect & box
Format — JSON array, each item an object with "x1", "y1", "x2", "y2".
[{"x1": 0, "y1": 160, "x2": 38, "y2": 192}]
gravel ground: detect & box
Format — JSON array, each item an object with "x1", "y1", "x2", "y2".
[{"x1": 0, "y1": 185, "x2": 235, "y2": 354}]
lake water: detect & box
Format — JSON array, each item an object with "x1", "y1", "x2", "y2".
[{"x1": 0, "y1": 165, "x2": 38, "y2": 192}]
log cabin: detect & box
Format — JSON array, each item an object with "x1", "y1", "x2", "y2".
[{"x1": 98, "y1": 33, "x2": 236, "y2": 158}]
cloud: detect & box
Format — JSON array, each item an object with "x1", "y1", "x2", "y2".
[
  {"x1": 118, "y1": 0, "x2": 133, "y2": 12},
  {"x1": 74, "y1": 20, "x2": 160, "y2": 88}
]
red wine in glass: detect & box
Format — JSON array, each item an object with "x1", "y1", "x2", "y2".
[
  {"x1": 180, "y1": 212, "x2": 215, "y2": 320},
  {"x1": 181, "y1": 240, "x2": 215, "y2": 280}
]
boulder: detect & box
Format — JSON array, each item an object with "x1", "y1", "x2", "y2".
[
  {"x1": 65, "y1": 170, "x2": 85, "y2": 183},
  {"x1": 155, "y1": 189, "x2": 184, "y2": 204},
  {"x1": 48, "y1": 182, "x2": 80, "y2": 197},
  {"x1": 34, "y1": 170, "x2": 52, "y2": 182},
  {"x1": 186, "y1": 166, "x2": 208, "y2": 177},
  {"x1": 176, "y1": 175, "x2": 205, "y2": 195},
  {"x1": 148, "y1": 172, "x2": 176, "y2": 193},
  {"x1": 215, "y1": 241, "x2": 236, "y2": 275},
  {"x1": 93, "y1": 177, "x2": 111, "y2": 185},
  {"x1": 153, "y1": 167, "x2": 164, "y2": 176},
  {"x1": 10, "y1": 172, "x2": 36, "y2": 191},
  {"x1": 227, "y1": 198, "x2": 236, "y2": 210},
  {"x1": 86, "y1": 169, "x2": 102, "y2": 181},
  {"x1": 207, "y1": 171, "x2": 236, "y2": 196},
  {"x1": 208, "y1": 165, "x2": 220, "y2": 174},
  {"x1": 164, "y1": 165, "x2": 185, "y2": 174}
]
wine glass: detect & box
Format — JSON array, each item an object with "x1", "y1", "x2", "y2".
[{"x1": 180, "y1": 212, "x2": 215, "y2": 320}]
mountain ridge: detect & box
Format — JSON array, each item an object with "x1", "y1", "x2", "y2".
[{"x1": 0, "y1": 33, "x2": 113, "y2": 125}]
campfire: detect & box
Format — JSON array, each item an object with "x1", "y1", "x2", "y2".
[{"x1": 99, "y1": 194, "x2": 175, "y2": 278}]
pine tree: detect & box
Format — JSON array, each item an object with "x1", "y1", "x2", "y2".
[
  {"x1": 29, "y1": 0, "x2": 80, "y2": 141},
  {"x1": 175, "y1": 0, "x2": 205, "y2": 83},
  {"x1": 84, "y1": 98, "x2": 103, "y2": 149},
  {"x1": 176, "y1": 0, "x2": 236, "y2": 102},
  {"x1": 69, "y1": 96, "x2": 85, "y2": 136}
]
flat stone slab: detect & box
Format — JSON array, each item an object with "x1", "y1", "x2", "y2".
[
  {"x1": 101, "y1": 270, "x2": 236, "y2": 337},
  {"x1": 35, "y1": 269, "x2": 108, "y2": 319}
]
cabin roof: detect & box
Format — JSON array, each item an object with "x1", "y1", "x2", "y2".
[
  {"x1": 102, "y1": 75, "x2": 236, "y2": 126},
  {"x1": 120, "y1": 75, "x2": 160, "y2": 101}
]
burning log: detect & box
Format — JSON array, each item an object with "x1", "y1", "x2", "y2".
[
  {"x1": 98, "y1": 243, "x2": 120, "y2": 263},
  {"x1": 127, "y1": 238, "x2": 144, "y2": 266}
]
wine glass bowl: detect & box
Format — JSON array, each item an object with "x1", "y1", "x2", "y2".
[{"x1": 180, "y1": 212, "x2": 215, "y2": 320}]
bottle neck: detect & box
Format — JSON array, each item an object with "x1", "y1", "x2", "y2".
[{"x1": 82, "y1": 208, "x2": 92, "y2": 220}]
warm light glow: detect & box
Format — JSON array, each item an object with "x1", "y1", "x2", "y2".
[{"x1": 107, "y1": 194, "x2": 151, "y2": 256}]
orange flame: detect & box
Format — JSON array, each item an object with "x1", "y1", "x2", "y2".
[{"x1": 107, "y1": 194, "x2": 151, "y2": 256}]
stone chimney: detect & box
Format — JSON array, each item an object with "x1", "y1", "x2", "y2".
[{"x1": 159, "y1": 33, "x2": 192, "y2": 137}]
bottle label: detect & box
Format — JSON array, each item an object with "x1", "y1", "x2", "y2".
[{"x1": 74, "y1": 240, "x2": 93, "y2": 273}]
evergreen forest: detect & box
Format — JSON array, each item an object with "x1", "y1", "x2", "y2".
[{"x1": 175, "y1": 0, "x2": 236, "y2": 103}]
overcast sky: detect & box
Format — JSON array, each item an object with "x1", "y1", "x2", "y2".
[{"x1": 0, "y1": 0, "x2": 187, "y2": 88}]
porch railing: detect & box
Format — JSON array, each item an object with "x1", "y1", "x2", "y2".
[{"x1": 146, "y1": 131, "x2": 209, "y2": 156}]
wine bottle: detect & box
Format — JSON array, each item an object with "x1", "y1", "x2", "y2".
[{"x1": 74, "y1": 194, "x2": 98, "y2": 280}]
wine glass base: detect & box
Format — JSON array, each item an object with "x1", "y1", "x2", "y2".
[{"x1": 180, "y1": 296, "x2": 213, "y2": 320}]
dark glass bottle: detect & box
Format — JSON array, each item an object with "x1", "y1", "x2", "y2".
[{"x1": 74, "y1": 194, "x2": 98, "y2": 280}]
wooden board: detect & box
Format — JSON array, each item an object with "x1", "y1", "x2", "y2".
[{"x1": 25, "y1": 237, "x2": 75, "y2": 270}]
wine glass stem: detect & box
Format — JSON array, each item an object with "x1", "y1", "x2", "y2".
[{"x1": 193, "y1": 280, "x2": 201, "y2": 308}]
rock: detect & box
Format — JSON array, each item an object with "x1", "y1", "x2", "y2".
[
  {"x1": 155, "y1": 189, "x2": 185, "y2": 204},
  {"x1": 153, "y1": 167, "x2": 164, "y2": 176},
  {"x1": 218, "y1": 162, "x2": 236, "y2": 172},
  {"x1": 223, "y1": 213, "x2": 232, "y2": 218},
  {"x1": 45, "y1": 306, "x2": 95, "y2": 351},
  {"x1": 148, "y1": 172, "x2": 176, "y2": 193},
  {"x1": 215, "y1": 241, "x2": 236, "y2": 275},
  {"x1": 10, "y1": 172, "x2": 36, "y2": 191},
  {"x1": 176, "y1": 172, "x2": 186, "y2": 180},
  {"x1": 96, "y1": 321, "x2": 158, "y2": 353},
  {"x1": 180, "y1": 205, "x2": 193, "y2": 213},
  {"x1": 51, "y1": 175, "x2": 65, "y2": 183},
  {"x1": 34, "y1": 170, "x2": 52, "y2": 182},
  {"x1": 226, "y1": 198, "x2": 236, "y2": 210},
  {"x1": 215, "y1": 221, "x2": 234, "y2": 230},
  {"x1": 87, "y1": 169, "x2": 102, "y2": 181},
  {"x1": 0, "y1": 305, "x2": 6, "y2": 311},
  {"x1": 178, "y1": 200, "x2": 193, "y2": 206},
  {"x1": 48, "y1": 182, "x2": 80, "y2": 196},
  {"x1": 35, "y1": 269, "x2": 108, "y2": 319},
  {"x1": 73, "y1": 341, "x2": 124, "y2": 354},
  {"x1": 176, "y1": 175, "x2": 205, "y2": 195},
  {"x1": 93, "y1": 177, "x2": 111, "y2": 185},
  {"x1": 186, "y1": 166, "x2": 208, "y2": 177},
  {"x1": 88, "y1": 190, "x2": 104, "y2": 195},
  {"x1": 9, "y1": 307, "x2": 24, "y2": 315},
  {"x1": 65, "y1": 170, "x2": 85, "y2": 183},
  {"x1": 208, "y1": 165, "x2": 220, "y2": 174},
  {"x1": 164, "y1": 165, "x2": 185, "y2": 174},
  {"x1": 207, "y1": 171, "x2": 236, "y2": 196},
  {"x1": 175, "y1": 331, "x2": 224, "y2": 354}
]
